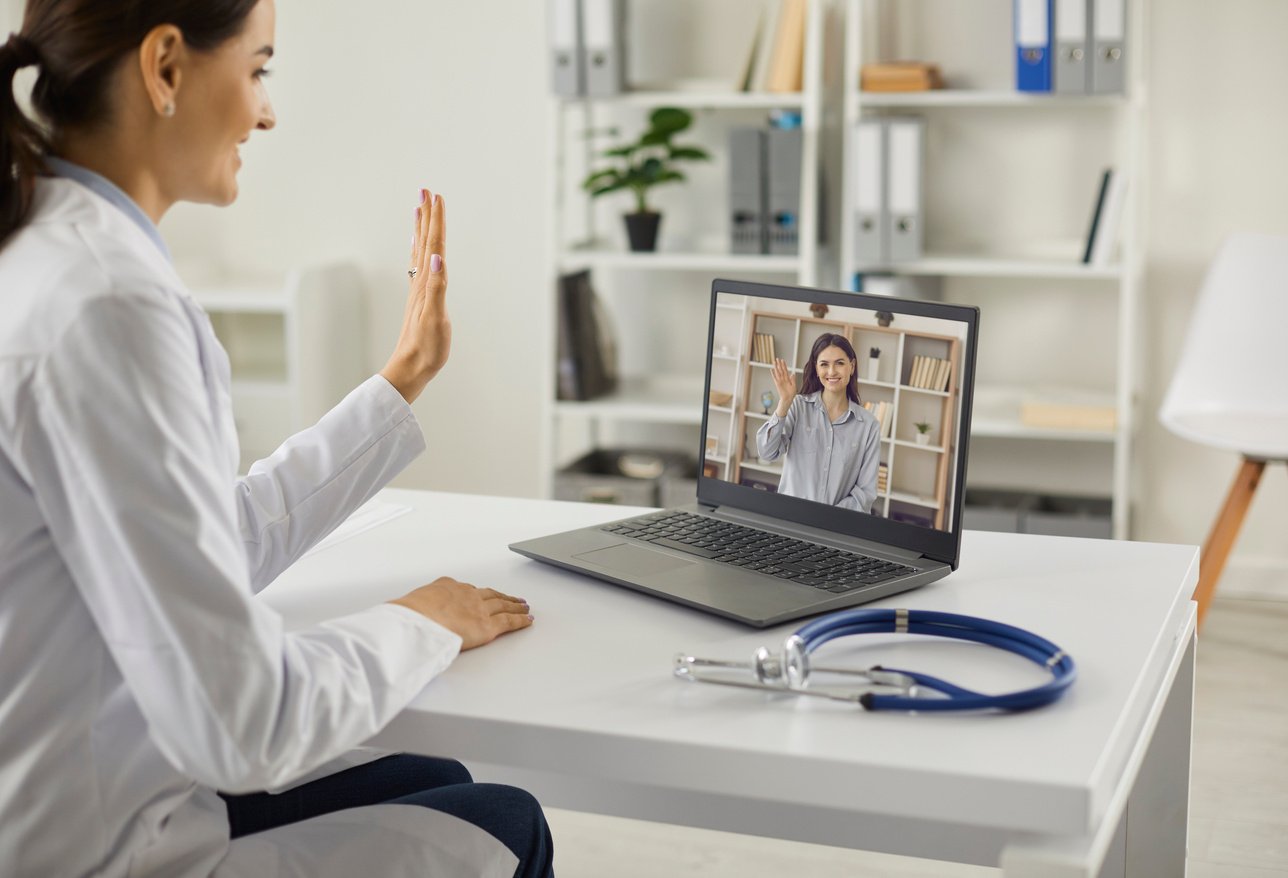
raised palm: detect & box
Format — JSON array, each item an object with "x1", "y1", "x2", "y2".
[{"x1": 770, "y1": 358, "x2": 797, "y2": 413}]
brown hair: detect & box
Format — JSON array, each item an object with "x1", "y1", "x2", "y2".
[
  {"x1": 0, "y1": 0, "x2": 260, "y2": 249},
  {"x1": 799, "y1": 332, "x2": 861, "y2": 405}
]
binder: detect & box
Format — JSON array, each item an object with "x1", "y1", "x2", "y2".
[
  {"x1": 1015, "y1": 0, "x2": 1053, "y2": 92},
  {"x1": 766, "y1": 127, "x2": 803, "y2": 256},
  {"x1": 1081, "y1": 168, "x2": 1112, "y2": 263},
  {"x1": 885, "y1": 117, "x2": 924, "y2": 264},
  {"x1": 582, "y1": 0, "x2": 626, "y2": 97},
  {"x1": 1091, "y1": 0, "x2": 1126, "y2": 95},
  {"x1": 1088, "y1": 171, "x2": 1127, "y2": 266},
  {"x1": 548, "y1": 0, "x2": 584, "y2": 97},
  {"x1": 853, "y1": 118, "x2": 886, "y2": 268},
  {"x1": 1053, "y1": 0, "x2": 1090, "y2": 94},
  {"x1": 729, "y1": 128, "x2": 766, "y2": 255}
]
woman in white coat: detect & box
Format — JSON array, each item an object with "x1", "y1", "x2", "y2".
[{"x1": 0, "y1": 2, "x2": 551, "y2": 876}]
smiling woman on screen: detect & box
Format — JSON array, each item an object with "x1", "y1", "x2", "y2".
[
  {"x1": 0, "y1": 2, "x2": 551, "y2": 876},
  {"x1": 756, "y1": 333, "x2": 881, "y2": 513}
]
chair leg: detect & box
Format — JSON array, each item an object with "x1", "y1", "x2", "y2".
[{"x1": 1195, "y1": 457, "x2": 1266, "y2": 629}]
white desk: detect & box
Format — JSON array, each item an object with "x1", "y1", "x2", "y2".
[{"x1": 262, "y1": 490, "x2": 1198, "y2": 878}]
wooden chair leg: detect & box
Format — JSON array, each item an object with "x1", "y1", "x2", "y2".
[{"x1": 1195, "y1": 457, "x2": 1266, "y2": 629}]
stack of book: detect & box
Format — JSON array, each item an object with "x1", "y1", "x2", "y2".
[
  {"x1": 907, "y1": 356, "x2": 951, "y2": 391},
  {"x1": 738, "y1": 0, "x2": 808, "y2": 93},
  {"x1": 752, "y1": 333, "x2": 778, "y2": 363},
  {"x1": 862, "y1": 400, "x2": 894, "y2": 438},
  {"x1": 876, "y1": 462, "x2": 889, "y2": 495},
  {"x1": 860, "y1": 62, "x2": 943, "y2": 93},
  {"x1": 1019, "y1": 390, "x2": 1117, "y2": 432}
]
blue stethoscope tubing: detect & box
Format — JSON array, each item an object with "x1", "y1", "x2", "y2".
[{"x1": 793, "y1": 608, "x2": 1077, "y2": 712}]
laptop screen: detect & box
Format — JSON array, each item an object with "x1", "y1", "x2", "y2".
[{"x1": 698, "y1": 279, "x2": 979, "y2": 566}]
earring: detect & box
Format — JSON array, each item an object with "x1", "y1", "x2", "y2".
[{"x1": 162, "y1": 102, "x2": 175, "y2": 117}]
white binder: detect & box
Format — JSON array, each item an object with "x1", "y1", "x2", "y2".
[
  {"x1": 886, "y1": 118, "x2": 924, "y2": 264},
  {"x1": 548, "y1": 0, "x2": 583, "y2": 97},
  {"x1": 853, "y1": 118, "x2": 886, "y2": 268},
  {"x1": 1091, "y1": 0, "x2": 1126, "y2": 94},
  {"x1": 1054, "y1": 0, "x2": 1090, "y2": 94},
  {"x1": 583, "y1": 0, "x2": 626, "y2": 96}
]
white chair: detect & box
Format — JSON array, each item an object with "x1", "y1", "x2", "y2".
[{"x1": 1159, "y1": 232, "x2": 1288, "y2": 628}]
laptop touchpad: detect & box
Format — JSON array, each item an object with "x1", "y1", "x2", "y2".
[{"x1": 574, "y1": 544, "x2": 695, "y2": 576}]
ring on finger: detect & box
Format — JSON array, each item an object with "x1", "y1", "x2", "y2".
[{"x1": 408, "y1": 267, "x2": 418, "y2": 279}]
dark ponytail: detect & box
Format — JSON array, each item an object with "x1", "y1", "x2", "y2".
[
  {"x1": 1, "y1": 33, "x2": 47, "y2": 249},
  {"x1": 1, "y1": 0, "x2": 260, "y2": 250}
]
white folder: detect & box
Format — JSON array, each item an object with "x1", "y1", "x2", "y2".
[
  {"x1": 853, "y1": 118, "x2": 886, "y2": 268},
  {"x1": 548, "y1": 0, "x2": 583, "y2": 97},
  {"x1": 582, "y1": 0, "x2": 626, "y2": 96},
  {"x1": 1091, "y1": 0, "x2": 1126, "y2": 94},
  {"x1": 1054, "y1": 0, "x2": 1089, "y2": 94},
  {"x1": 886, "y1": 118, "x2": 924, "y2": 264}
]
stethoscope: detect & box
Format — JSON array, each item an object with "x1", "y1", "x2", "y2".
[{"x1": 674, "y1": 608, "x2": 1076, "y2": 712}]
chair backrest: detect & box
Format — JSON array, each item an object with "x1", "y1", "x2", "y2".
[{"x1": 1159, "y1": 232, "x2": 1288, "y2": 457}]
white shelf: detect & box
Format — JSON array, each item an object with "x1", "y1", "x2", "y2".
[
  {"x1": 971, "y1": 385, "x2": 1117, "y2": 443},
  {"x1": 740, "y1": 461, "x2": 783, "y2": 476},
  {"x1": 558, "y1": 245, "x2": 802, "y2": 274},
  {"x1": 879, "y1": 254, "x2": 1122, "y2": 280},
  {"x1": 707, "y1": 404, "x2": 734, "y2": 414},
  {"x1": 553, "y1": 376, "x2": 702, "y2": 425},
  {"x1": 705, "y1": 453, "x2": 729, "y2": 464},
  {"x1": 562, "y1": 90, "x2": 806, "y2": 110},
  {"x1": 892, "y1": 439, "x2": 945, "y2": 453},
  {"x1": 858, "y1": 378, "x2": 898, "y2": 390},
  {"x1": 743, "y1": 411, "x2": 773, "y2": 420},
  {"x1": 900, "y1": 385, "x2": 950, "y2": 398},
  {"x1": 711, "y1": 354, "x2": 740, "y2": 363},
  {"x1": 853, "y1": 90, "x2": 1128, "y2": 110},
  {"x1": 887, "y1": 490, "x2": 940, "y2": 509},
  {"x1": 191, "y1": 284, "x2": 291, "y2": 314}
]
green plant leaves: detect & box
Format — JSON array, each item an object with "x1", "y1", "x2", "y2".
[{"x1": 580, "y1": 106, "x2": 711, "y2": 212}]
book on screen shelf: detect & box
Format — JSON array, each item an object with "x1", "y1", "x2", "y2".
[
  {"x1": 753, "y1": 333, "x2": 777, "y2": 364},
  {"x1": 862, "y1": 400, "x2": 893, "y2": 438},
  {"x1": 908, "y1": 356, "x2": 951, "y2": 390},
  {"x1": 1019, "y1": 389, "x2": 1117, "y2": 432}
]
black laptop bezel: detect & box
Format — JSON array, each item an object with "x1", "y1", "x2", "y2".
[{"x1": 696, "y1": 278, "x2": 980, "y2": 569}]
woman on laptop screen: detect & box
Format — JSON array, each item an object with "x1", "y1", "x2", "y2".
[{"x1": 756, "y1": 334, "x2": 881, "y2": 512}]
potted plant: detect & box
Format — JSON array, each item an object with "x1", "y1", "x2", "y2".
[
  {"x1": 867, "y1": 347, "x2": 881, "y2": 382},
  {"x1": 914, "y1": 421, "x2": 932, "y2": 446},
  {"x1": 582, "y1": 107, "x2": 711, "y2": 252}
]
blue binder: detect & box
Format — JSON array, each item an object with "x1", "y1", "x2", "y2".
[{"x1": 1015, "y1": 0, "x2": 1053, "y2": 92}]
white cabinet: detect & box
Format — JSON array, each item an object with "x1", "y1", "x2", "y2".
[
  {"x1": 836, "y1": 0, "x2": 1147, "y2": 538},
  {"x1": 191, "y1": 263, "x2": 366, "y2": 472},
  {"x1": 543, "y1": 0, "x2": 833, "y2": 494}
]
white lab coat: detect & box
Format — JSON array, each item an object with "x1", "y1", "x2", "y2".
[{"x1": 0, "y1": 178, "x2": 517, "y2": 877}]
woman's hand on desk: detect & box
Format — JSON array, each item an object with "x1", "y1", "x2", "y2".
[
  {"x1": 390, "y1": 577, "x2": 532, "y2": 650},
  {"x1": 381, "y1": 188, "x2": 451, "y2": 405}
]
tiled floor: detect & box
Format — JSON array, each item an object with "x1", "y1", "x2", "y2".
[{"x1": 544, "y1": 598, "x2": 1288, "y2": 877}]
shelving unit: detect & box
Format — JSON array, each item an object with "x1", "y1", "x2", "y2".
[
  {"x1": 704, "y1": 298, "x2": 965, "y2": 530},
  {"x1": 190, "y1": 264, "x2": 366, "y2": 473},
  {"x1": 837, "y1": 0, "x2": 1148, "y2": 538},
  {"x1": 542, "y1": 0, "x2": 833, "y2": 496}
]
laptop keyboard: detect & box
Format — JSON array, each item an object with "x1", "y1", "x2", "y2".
[{"x1": 601, "y1": 511, "x2": 916, "y2": 594}]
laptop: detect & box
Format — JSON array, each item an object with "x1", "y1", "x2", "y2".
[{"x1": 511, "y1": 279, "x2": 980, "y2": 628}]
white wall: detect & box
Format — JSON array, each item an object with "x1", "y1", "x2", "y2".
[{"x1": 5, "y1": 0, "x2": 1286, "y2": 586}]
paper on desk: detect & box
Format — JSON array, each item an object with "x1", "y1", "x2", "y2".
[{"x1": 303, "y1": 499, "x2": 412, "y2": 558}]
